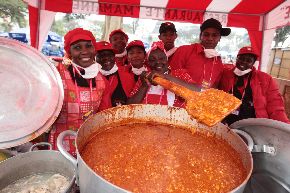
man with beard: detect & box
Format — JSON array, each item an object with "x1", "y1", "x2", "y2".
[
  {"x1": 158, "y1": 22, "x2": 178, "y2": 67},
  {"x1": 170, "y1": 18, "x2": 231, "y2": 89},
  {"x1": 109, "y1": 29, "x2": 129, "y2": 66}
]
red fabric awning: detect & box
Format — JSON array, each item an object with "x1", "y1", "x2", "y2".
[{"x1": 25, "y1": 0, "x2": 288, "y2": 70}]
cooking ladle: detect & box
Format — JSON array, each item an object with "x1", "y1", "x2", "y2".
[{"x1": 152, "y1": 76, "x2": 241, "y2": 126}]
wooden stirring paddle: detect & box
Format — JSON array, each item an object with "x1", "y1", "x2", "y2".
[{"x1": 152, "y1": 76, "x2": 241, "y2": 127}]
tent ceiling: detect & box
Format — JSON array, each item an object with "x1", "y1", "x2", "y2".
[{"x1": 25, "y1": 0, "x2": 289, "y2": 71}]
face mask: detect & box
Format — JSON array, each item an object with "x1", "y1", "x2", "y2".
[
  {"x1": 233, "y1": 67, "x2": 252, "y2": 76},
  {"x1": 204, "y1": 49, "x2": 220, "y2": 58},
  {"x1": 131, "y1": 66, "x2": 147, "y2": 75},
  {"x1": 72, "y1": 62, "x2": 99, "y2": 79},
  {"x1": 99, "y1": 63, "x2": 118, "y2": 76}
]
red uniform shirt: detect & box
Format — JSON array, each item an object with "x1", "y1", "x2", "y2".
[
  {"x1": 49, "y1": 63, "x2": 110, "y2": 157},
  {"x1": 130, "y1": 69, "x2": 194, "y2": 107},
  {"x1": 170, "y1": 43, "x2": 224, "y2": 88},
  {"x1": 219, "y1": 67, "x2": 290, "y2": 124},
  {"x1": 102, "y1": 66, "x2": 135, "y2": 106}
]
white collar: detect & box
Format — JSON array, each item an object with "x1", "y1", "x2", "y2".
[
  {"x1": 166, "y1": 47, "x2": 178, "y2": 58},
  {"x1": 115, "y1": 50, "x2": 127, "y2": 58}
]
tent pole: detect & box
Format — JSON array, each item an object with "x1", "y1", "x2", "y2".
[{"x1": 35, "y1": 0, "x2": 42, "y2": 50}]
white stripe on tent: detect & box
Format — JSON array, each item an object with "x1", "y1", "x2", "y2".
[
  {"x1": 206, "y1": 0, "x2": 241, "y2": 13},
  {"x1": 204, "y1": 0, "x2": 241, "y2": 26},
  {"x1": 23, "y1": 0, "x2": 38, "y2": 8},
  {"x1": 139, "y1": 0, "x2": 169, "y2": 20},
  {"x1": 265, "y1": 0, "x2": 290, "y2": 30}
]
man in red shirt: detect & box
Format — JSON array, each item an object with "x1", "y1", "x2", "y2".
[
  {"x1": 109, "y1": 29, "x2": 129, "y2": 66},
  {"x1": 219, "y1": 46, "x2": 289, "y2": 124},
  {"x1": 158, "y1": 22, "x2": 178, "y2": 66},
  {"x1": 170, "y1": 18, "x2": 231, "y2": 89}
]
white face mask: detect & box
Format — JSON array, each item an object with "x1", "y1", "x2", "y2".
[
  {"x1": 72, "y1": 62, "x2": 99, "y2": 79},
  {"x1": 131, "y1": 66, "x2": 147, "y2": 75},
  {"x1": 233, "y1": 67, "x2": 252, "y2": 76},
  {"x1": 204, "y1": 49, "x2": 220, "y2": 58},
  {"x1": 99, "y1": 63, "x2": 118, "y2": 76}
]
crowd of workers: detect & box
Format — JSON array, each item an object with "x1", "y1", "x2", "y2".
[{"x1": 44, "y1": 18, "x2": 290, "y2": 156}]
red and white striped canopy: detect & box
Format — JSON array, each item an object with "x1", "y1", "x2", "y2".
[{"x1": 25, "y1": 0, "x2": 290, "y2": 70}]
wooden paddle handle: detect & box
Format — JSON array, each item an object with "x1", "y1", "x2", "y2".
[{"x1": 152, "y1": 76, "x2": 196, "y2": 101}]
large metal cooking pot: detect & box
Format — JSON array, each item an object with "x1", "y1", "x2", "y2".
[
  {"x1": 230, "y1": 118, "x2": 290, "y2": 193},
  {"x1": 0, "y1": 143, "x2": 76, "y2": 192},
  {"x1": 57, "y1": 104, "x2": 253, "y2": 193}
]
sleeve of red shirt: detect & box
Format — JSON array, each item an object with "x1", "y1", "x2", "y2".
[
  {"x1": 98, "y1": 79, "x2": 112, "y2": 111},
  {"x1": 264, "y1": 74, "x2": 290, "y2": 123},
  {"x1": 170, "y1": 46, "x2": 188, "y2": 70}
]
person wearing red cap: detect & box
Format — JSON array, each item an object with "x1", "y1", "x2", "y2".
[
  {"x1": 126, "y1": 40, "x2": 148, "y2": 82},
  {"x1": 48, "y1": 28, "x2": 111, "y2": 157},
  {"x1": 96, "y1": 41, "x2": 135, "y2": 106},
  {"x1": 170, "y1": 18, "x2": 231, "y2": 89},
  {"x1": 158, "y1": 22, "x2": 178, "y2": 67},
  {"x1": 109, "y1": 29, "x2": 129, "y2": 66},
  {"x1": 127, "y1": 41, "x2": 199, "y2": 107},
  {"x1": 219, "y1": 46, "x2": 289, "y2": 124}
]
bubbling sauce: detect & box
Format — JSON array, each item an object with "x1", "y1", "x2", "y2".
[{"x1": 81, "y1": 122, "x2": 247, "y2": 193}]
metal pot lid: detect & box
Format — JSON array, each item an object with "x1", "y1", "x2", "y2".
[
  {"x1": 0, "y1": 37, "x2": 63, "y2": 149},
  {"x1": 230, "y1": 118, "x2": 290, "y2": 192}
]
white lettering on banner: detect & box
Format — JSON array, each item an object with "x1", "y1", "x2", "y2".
[
  {"x1": 72, "y1": 0, "x2": 99, "y2": 14},
  {"x1": 203, "y1": 12, "x2": 228, "y2": 26},
  {"x1": 139, "y1": 7, "x2": 165, "y2": 20}
]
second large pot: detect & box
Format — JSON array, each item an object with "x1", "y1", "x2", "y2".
[{"x1": 58, "y1": 104, "x2": 253, "y2": 193}]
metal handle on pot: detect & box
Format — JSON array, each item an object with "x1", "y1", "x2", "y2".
[
  {"x1": 29, "y1": 142, "x2": 52, "y2": 151},
  {"x1": 57, "y1": 130, "x2": 77, "y2": 166},
  {"x1": 232, "y1": 129, "x2": 254, "y2": 152}
]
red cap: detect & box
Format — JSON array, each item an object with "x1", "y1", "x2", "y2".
[
  {"x1": 95, "y1": 41, "x2": 117, "y2": 53},
  {"x1": 109, "y1": 29, "x2": 129, "y2": 41},
  {"x1": 238, "y1": 46, "x2": 258, "y2": 57},
  {"x1": 64, "y1": 28, "x2": 97, "y2": 57},
  {"x1": 126, "y1": 40, "x2": 145, "y2": 51}
]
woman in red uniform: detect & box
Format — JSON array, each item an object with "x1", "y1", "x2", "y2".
[
  {"x1": 219, "y1": 46, "x2": 289, "y2": 124},
  {"x1": 126, "y1": 40, "x2": 147, "y2": 82},
  {"x1": 96, "y1": 41, "x2": 135, "y2": 106},
  {"x1": 49, "y1": 28, "x2": 111, "y2": 157},
  {"x1": 127, "y1": 41, "x2": 199, "y2": 107}
]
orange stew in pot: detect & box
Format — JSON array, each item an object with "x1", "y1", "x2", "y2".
[{"x1": 81, "y1": 121, "x2": 246, "y2": 193}]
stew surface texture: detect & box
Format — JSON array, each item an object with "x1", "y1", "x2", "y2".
[{"x1": 81, "y1": 122, "x2": 246, "y2": 193}]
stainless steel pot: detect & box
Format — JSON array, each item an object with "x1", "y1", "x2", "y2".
[
  {"x1": 0, "y1": 143, "x2": 76, "y2": 192},
  {"x1": 230, "y1": 118, "x2": 290, "y2": 193},
  {"x1": 58, "y1": 104, "x2": 253, "y2": 193}
]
